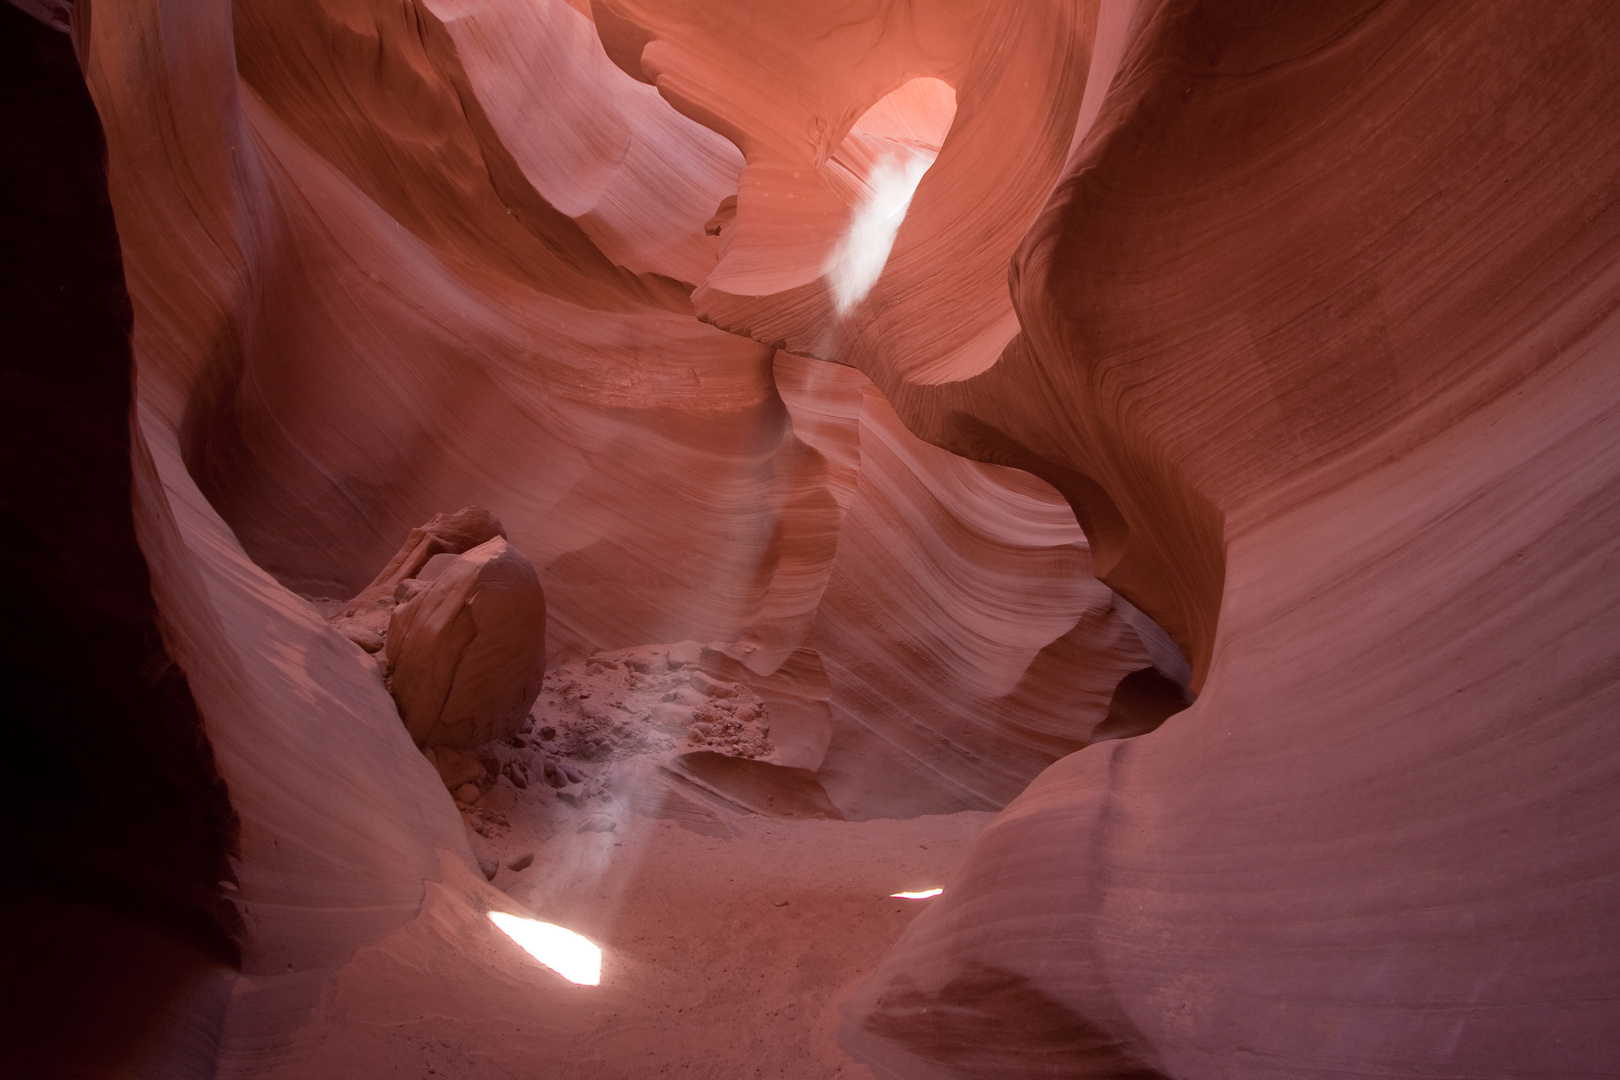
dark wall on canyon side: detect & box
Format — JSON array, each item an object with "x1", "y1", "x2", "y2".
[{"x1": 0, "y1": 7, "x2": 239, "y2": 1077}]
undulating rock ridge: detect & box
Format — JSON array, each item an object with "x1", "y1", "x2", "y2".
[
  {"x1": 583, "y1": 0, "x2": 1192, "y2": 674},
  {"x1": 765, "y1": 355, "x2": 1155, "y2": 818},
  {"x1": 86, "y1": 0, "x2": 480, "y2": 994},
  {"x1": 840, "y1": 2, "x2": 1620, "y2": 1078},
  {"x1": 593, "y1": 0, "x2": 1094, "y2": 383},
  {"x1": 77, "y1": 0, "x2": 1152, "y2": 1006},
  {"x1": 424, "y1": 0, "x2": 744, "y2": 283},
  {"x1": 55, "y1": 0, "x2": 1620, "y2": 1073}
]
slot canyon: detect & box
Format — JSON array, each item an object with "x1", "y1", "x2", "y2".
[{"x1": 4, "y1": 0, "x2": 1618, "y2": 1076}]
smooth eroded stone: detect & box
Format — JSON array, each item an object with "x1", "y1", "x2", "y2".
[
  {"x1": 349, "y1": 507, "x2": 507, "y2": 609},
  {"x1": 621, "y1": 647, "x2": 668, "y2": 673},
  {"x1": 333, "y1": 619, "x2": 386, "y2": 654},
  {"x1": 386, "y1": 537, "x2": 546, "y2": 749},
  {"x1": 665, "y1": 640, "x2": 703, "y2": 667},
  {"x1": 687, "y1": 671, "x2": 738, "y2": 698}
]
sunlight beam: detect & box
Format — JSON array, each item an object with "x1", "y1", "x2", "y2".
[
  {"x1": 488, "y1": 911, "x2": 602, "y2": 985},
  {"x1": 825, "y1": 150, "x2": 934, "y2": 316}
]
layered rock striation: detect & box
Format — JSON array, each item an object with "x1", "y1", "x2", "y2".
[
  {"x1": 72, "y1": 0, "x2": 1153, "y2": 1002},
  {"x1": 386, "y1": 535, "x2": 548, "y2": 749},
  {"x1": 23, "y1": 0, "x2": 1619, "y2": 1075},
  {"x1": 839, "y1": 3, "x2": 1620, "y2": 1078}
]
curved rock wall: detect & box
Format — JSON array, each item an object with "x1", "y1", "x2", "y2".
[
  {"x1": 775, "y1": 356, "x2": 1150, "y2": 817},
  {"x1": 56, "y1": 0, "x2": 1620, "y2": 1072},
  {"x1": 87, "y1": 0, "x2": 477, "y2": 986},
  {"x1": 77, "y1": 0, "x2": 1148, "y2": 992},
  {"x1": 595, "y1": 0, "x2": 1097, "y2": 384},
  {"x1": 843, "y1": 2, "x2": 1620, "y2": 1076},
  {"x1": 1, "y1": 8, "x2": 236, "y2": 1075}
]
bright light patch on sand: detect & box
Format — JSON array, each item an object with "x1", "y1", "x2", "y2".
[
  {"x1": 890, "y1": 888, "x2": 944, "y2": 899},
  {"x1": 825, "y1": 150, "x2": 934, "y2": 316},
  {"x1": 488, "y1": 912, "x2": 602, "y2": 985}
]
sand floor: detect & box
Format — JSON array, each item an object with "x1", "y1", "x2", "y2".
[{"x1": 238, "y1": 781, "x2": 990, "y2": 1080}]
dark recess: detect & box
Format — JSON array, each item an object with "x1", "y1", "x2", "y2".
[
  {"x1": 1, "y1": 5, "x2": 240, "y2": 1076},
  {"x1": 1095, "y1": 667, "x2": 1193, "y2": 743}
]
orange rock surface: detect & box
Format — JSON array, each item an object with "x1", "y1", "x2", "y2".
[
  {"x1": 842, "y1": 3, "x2": 1620, "y2": 1077},
  {"x1": 386, "y1": 535, "x2": 548, "y2": 749},
  {"x1": 11, "y1": 0, "x2": 1617, "y2": 1076},
  {"x1": 80, "y1": 0, "x2": 1147, "y2": 971}
]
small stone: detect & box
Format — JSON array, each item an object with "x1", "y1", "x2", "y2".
[
  {"x1": 666, "y1": 640, "x2": 703, "y2": 667},
  {"x1": 688, "y1": 671, "x2": 738, "y2": 698},
  {"x1": 335, "y1": 619, "x2": 386, "y2": 653},
  {"x1": 539, "y1": 725, "x2": 556, "y2": 741},
  {"x1": 454, "y1": 782, "x2": 480, "y2": 804},
  {"x1": 577, "y1": 814, "x2": 616, "y2": 834},
  {"x1": 507, "y1": 851, "x2": 535, "y2": 872},
  {"x1": 623, "y1": 648, "x2": 668, "y2": 674}
]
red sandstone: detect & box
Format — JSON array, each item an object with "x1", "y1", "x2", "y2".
[{"x1": 3, "y1": 0, "x2": 1617, "y2": 1077}]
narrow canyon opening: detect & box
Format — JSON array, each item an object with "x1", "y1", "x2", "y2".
[{"x1": 6, "y1": 1, "x2": 1619, "y2": 1079}]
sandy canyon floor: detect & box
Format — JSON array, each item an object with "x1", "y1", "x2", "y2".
[
  {"x1": 240, "y1": 637, "x2": 991, "y2": 1080},
  {"x1": 250, "y1": 810, "x2": 989, "y2": 1079}
]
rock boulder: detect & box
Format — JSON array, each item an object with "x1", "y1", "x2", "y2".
[{"x1": 386, "y1": 536, "x2": 546, "y2": 749}]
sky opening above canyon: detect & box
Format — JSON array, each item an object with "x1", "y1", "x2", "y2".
[{"x1": 826, "y1": 76, "x2": 957, "y2": 315}]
